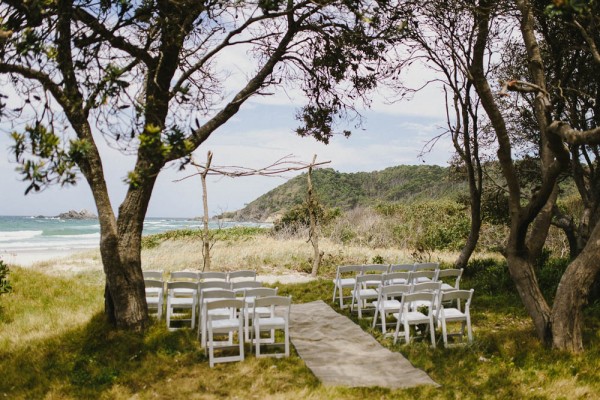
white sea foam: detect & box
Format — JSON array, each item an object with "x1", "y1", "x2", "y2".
[{"x1": 0, "y1": 230, "x2": 43, "y2": 242}]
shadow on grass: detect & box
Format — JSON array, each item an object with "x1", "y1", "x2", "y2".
[{"x1": 0, "y1": 312, "x2": 205, "y2": 398}]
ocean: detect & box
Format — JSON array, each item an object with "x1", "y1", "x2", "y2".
[{"x1": 0, "y1": 215, "x2": 267, "y2": 255}]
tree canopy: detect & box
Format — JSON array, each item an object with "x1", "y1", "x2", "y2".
[{"x1": 0, "y1": 0, "x2": 405, "y2": 329}]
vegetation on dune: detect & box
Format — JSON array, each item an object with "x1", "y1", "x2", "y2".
[
  {"x1": 228, "y1": 166, "x2": 465, "y2": 221},
  {"x1": 0, "y1": 260, "x2": 12, "y2": 295},
  {"x1": 1, "y1": 259, "x2": 599, "y2": 399},
  {"x1": 141, "y1": 226, "x2": 269, "y2": 250}
]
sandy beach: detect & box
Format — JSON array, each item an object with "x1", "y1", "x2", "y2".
[{"x1": 0, "y1": 249, "x2": 86, "y2": 268}]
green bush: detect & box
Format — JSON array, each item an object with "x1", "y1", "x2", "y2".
[
  {"x1": 463, "y1": 258, "x2": 515, "y2": 295},
  {"x1": 0, "y1": 260, "x2": 12, "y2": 294},
  {"x1": 274, "y1": 203, "x2": 340, "y2": 232},
  {"x1": 381, "y1": 199, "x2": 471, "y2": 252}
]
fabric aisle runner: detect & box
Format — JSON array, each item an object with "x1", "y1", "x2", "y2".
[{"x1": 289, "y1": 300, "x2": 438, "y2": 389}]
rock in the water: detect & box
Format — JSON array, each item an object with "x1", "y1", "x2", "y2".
[{"x1": 57, "y1": 209, "x2": 97, "y2": 219}]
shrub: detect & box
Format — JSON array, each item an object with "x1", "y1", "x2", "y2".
[
  {"x1": 0, "y1": 260, "x2": 12, "y2": 294},
  {"x1": 274, "y1": 203, "x2": 340, "y2": 232},
  {"x1": 463, "y1": 258, "x2": 515, "y2": 295}
]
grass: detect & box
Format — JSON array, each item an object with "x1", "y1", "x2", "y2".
[
  {"x1": 2, "y1": 229, "x2": 600, "y2": 399},
  {"x1": 1, "y1": 264, "x2": 600, "y2": 399}
]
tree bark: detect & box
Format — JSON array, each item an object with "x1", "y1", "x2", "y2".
[
  {"x1": 308, "y1": 155, "x2": 322, "y2": 277},
  {"x1": 551, "y1": 221, "x2": 600, "y2": 350},
  {"x1": 471, "y1": 0, "x2": 554, "y2": 343},
  {"x1": 201, "y1": 152, "x2": 213, "y2": 272}
]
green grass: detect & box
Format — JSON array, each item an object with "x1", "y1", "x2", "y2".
[{"x1": 1, "y1": 266, "x2": 599, "y2": 399}]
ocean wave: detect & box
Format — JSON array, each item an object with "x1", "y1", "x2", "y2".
[
  {"x1": 0, "y1": 237, "x2": 99, "y2": 251},
  {"x1": 50, "y1": 233, "x2": 101, "y2": 239},
  {"x1": 0, "y1": 230, "x2": 43, "y2": 242}
]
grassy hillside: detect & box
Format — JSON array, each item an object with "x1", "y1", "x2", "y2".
[{"x1": 225, "y1": 165, "x2": 465, "y2": 221}]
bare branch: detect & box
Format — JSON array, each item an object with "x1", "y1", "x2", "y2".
[
  {"x1": 175, "y1": 154, "x2": 331, "y2": 182},
  {"x1": 549, "y1": 120, "x2": 600, "y2": 146},
  {"x1": 572, "y1": 19, "x2": 600, "y2": 64}
]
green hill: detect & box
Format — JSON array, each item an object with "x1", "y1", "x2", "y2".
[{"x1": 223, "y1": 165, "x2": 466, "y2": 222}]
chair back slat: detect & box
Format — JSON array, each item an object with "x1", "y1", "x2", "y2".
[
  {"x1": 170, "y1": 271, "x2": 200, "y2": 281},
  {"x1": 228, "y1": 270, "x2": 257, "y2": 282},
  {"x1": 389, "y1": 264, "x2": 415, "y2": 272},
  {"x1": 362, "y1": 264, "x2": 389, "y2": 274},
  {"x1": 143, "y1": 271, "x2": 164, "y2": 280}
]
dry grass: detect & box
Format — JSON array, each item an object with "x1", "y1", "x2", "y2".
[{"x1": 30, "y1": 233, "x2": 500, "y2": 279}]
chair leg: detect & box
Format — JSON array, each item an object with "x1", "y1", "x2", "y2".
[
  {"x1": 284, "y1": 323, "x2": 290, "y2": 357},
  {"x1": 372, "y1": 306, "x2": 379, "y2": 328},
  {"x1": 466, "y1": 315, "x2": 473, "y2": 343},
  {"x1": 429, "y1": 319, "x2": 436, "y2": 348},
  {"x1": 404, "y1": 320, "x2": 410, "y2": 345},
  {"x1": 254, "y1": 323, "x2": 261, "y2": 357},
  {"x1": 442, "y1": 318, "x2": 448, "y2": 347},
  {"x1": 332, "y1": 282, "x2": 337, "y2": 303},
  {"x1": 238, "y1": 324, "x2": 245, "y2": 362}
]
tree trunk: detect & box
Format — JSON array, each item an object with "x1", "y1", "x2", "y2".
[
  {"x1": 101, "y1": 231, "x2": 148, "y2": 331},
  {"x1": 527, "y1": 188, "x2": 558, "y2": 262},
  {"x1": 201, "y1": 152, "x2": 213, "y2": 272},
  {"x1": 455, "y1": 212, "x2": 481, "y2": 269},
  {"x1": 307, "y1": 155, "x2": 322, "y2": 277},
  {"x1": 506, "y1": 250, "x2": 552, "y2": 342},
  {"x1": 551, "y1": 221, "x2": 600, "y2": 351}
]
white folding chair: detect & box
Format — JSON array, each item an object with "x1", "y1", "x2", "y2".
[
  {"x1": 372, "y1": 283, "x2": 411, "y2": 332},
  {"x1": 437, "y1": 268, "x2": 463, "y2": 291},
  {"x1": 253, "y1": 296, "x2": 292, "y2": 358},
  {"x1": 205, "y1": 299, "x2": 245, "y2": 367},
  {"x1": 228, "y1": 270, "x2": 257, "y2": 282},
  {"x1": 351, "y1": 274, "x2": 383, "y2": 318},
  {"x1": 198, "y1": 289, "x2": 236, "y2": 347},
  {"x1": 393, "y1": 291, "x2": 437, "y2": 347},
  {"x1": 436, "y1": 289, "x2": 474, "y2": 347},
  {"x1": 243, "y1": 287, "x2": 278, "y2": 343},
  {"x1": 145, "y1": 279, "x2": 164, "y2": 320},
  {"x1": 165, "y1": 281, "x2": 198, "y2": 330},
  {"x1": 332, "y1": 265, "x2": 363, "y2": 309}
]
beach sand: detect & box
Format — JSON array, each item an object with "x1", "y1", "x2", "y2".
[{"x1": 1, "y1": 249, "x2": 88, "y2": 268}]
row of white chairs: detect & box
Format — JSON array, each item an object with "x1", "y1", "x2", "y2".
[
  {"x1": 143, "y1": 269, "x2": 257, "y2": 283},
  {"x1": 144, "y1": 275, "x2": 291, "y2": 367},
  {"x1": 332, "y1": 263, "x2": 462, "y2": 309},
  {"x1": 201, "y1": 294, "x2": 292, "y2": 367},
  {"x1": 352, "y1": 278, "x2": 473, "y2": 347},
  {"x1": 144, "y1": 278, "x2": 264, "y2": 324}
]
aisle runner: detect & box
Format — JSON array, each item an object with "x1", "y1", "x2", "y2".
[{"x1": 289, "y1": 300, "x2": 438, "y2": 389}]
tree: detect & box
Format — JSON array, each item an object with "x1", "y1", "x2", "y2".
[
  {"x1": 395, "y1": 0, "x2": 490, "y2": 268},
  {"x1": 307, "y1": 154, "x2": 323, "y2": 277},
  {"x1": 469, "y1": 0, "x2": 600, "y2": 351},
  {"x1": 0, "y1": 0, "x2": 403, "y2": 330}
]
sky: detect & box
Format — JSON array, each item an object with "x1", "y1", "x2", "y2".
[{"x1": 0, "y1": 63, "x2": 453, "y2": 218}]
